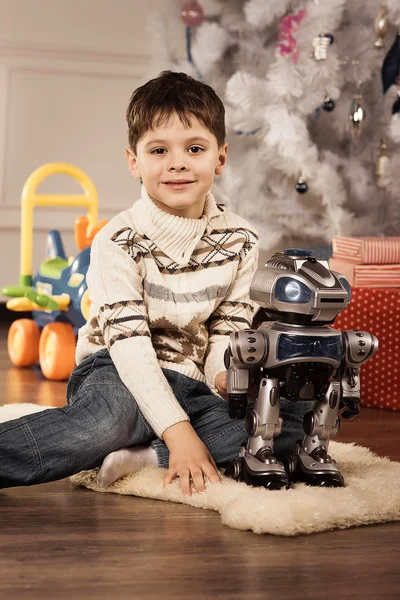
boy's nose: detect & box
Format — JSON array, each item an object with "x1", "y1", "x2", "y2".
[
  {"x1": 168, "y1": 154, "x2": 189, "y2": 172},
  {"x1": 168, "y1": 164, "x2": 188, "y2": 172}
]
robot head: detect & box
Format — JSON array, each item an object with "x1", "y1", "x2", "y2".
[{"x1": 250, "y1": 248, "x2": 351, "y2": 325}]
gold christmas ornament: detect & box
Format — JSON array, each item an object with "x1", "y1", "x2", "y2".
[
  {"x1": 349, "y1": 82, "x2": 366, "y2": 143},
  {"x1": 375, "y1": 136, "x2": 390, "y2": 188},
  {"x1": 374, "y1": 3, "x2": 389, "y2": 49}
]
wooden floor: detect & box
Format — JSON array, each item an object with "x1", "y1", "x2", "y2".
[{"x1": 1, "y1": 323, "x2": 400, "y2": 600}]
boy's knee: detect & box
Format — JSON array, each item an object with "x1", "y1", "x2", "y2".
[{"x1": 67, "y1": 381, "x2": 134, "y2": 432}]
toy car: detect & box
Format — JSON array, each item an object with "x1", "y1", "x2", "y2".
[{"x1": 2, "y1": 163, "x2": 107, "y2": 380}]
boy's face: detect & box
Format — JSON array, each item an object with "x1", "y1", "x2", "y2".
[{"x1": 126, "y1": 113, "x2": 228, "y2": 218}]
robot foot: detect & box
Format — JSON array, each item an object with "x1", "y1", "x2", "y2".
[
  {"x1": 225, "y1": 455, "x2": 290, "y2": 490},
  {"x1": 284, "y1": 443, "x2": 345, "y2": 488}
]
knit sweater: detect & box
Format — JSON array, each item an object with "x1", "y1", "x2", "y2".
[{"x1": 76, "y1": 186, "x2": 259, "y2": 437}]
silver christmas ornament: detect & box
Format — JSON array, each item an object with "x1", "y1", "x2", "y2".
[{"x1": 312, "y1": 34, "x2": 334, "y2": 61}]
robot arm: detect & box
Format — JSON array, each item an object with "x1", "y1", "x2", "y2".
[
  {"x1": 339, "y1": 330, "x2": 378, "y2": 419},
  {"x1": 224, "y1": 329, "x2": 268, "y2": 419}
]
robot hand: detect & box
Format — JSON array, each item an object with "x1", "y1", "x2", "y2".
[
  {"x1": 340, "y1": 397, "x2": 360, "y2": 419},
  {"x1": 228, "y1": 392, "x2": 248, "y2": 420}
]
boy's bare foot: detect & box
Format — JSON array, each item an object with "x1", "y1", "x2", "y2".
[{"x1": 97, "y1": 445, "x2": 158, "y2": 488}]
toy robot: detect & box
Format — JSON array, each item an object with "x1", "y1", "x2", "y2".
[{"x1": 224, "y1": 249, "x2": 378, "y2": 490}]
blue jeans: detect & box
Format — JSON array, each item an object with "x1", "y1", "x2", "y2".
[{"x1": 0, "y1": 349, "x2": 309, "y2": 488}]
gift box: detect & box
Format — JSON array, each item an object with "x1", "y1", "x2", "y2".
[
  {"x1": 333, "y1": 288, "x2": 400, "y2": 411},
  {"x1": 332, "y1": 236, "x2": 400, "y2": 264},
  {"x1": 329, "y1": 257, "x2": 400, "y2": 288}
]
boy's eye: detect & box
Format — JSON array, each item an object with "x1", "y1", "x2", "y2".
[
  {"x1": 188, "y1": 146, "x2": 204, "y2": 154},
  {"x1": 150, "y1": 146, "x2": 204, "y2": 155}
]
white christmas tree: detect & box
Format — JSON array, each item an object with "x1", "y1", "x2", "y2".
[{"x1": 147, "y1": 0, "x2": 400, "y2": 253}]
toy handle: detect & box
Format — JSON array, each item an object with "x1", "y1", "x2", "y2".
[{"x1": 75, "y1": 216, "x2": 108, "y2": 250}]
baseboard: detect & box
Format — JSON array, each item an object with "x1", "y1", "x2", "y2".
[{"x1": 0, "y1": 303, "x2": 31, "y2": 324}]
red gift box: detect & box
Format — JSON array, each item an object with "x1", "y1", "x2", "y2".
[
  {"x1": 332, "y1": 236, "x2": 400, "y2": 264},
  {"x1": 329, "y1": 257, "x2": 400, "y2": 288},
  {"x1": 333, "y1": 288, "x2": 400, "y2": 411}
]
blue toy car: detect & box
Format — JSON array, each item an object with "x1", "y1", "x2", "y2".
[{"x1": 2, "y1": 163, "x2": 106, "y2": 380}]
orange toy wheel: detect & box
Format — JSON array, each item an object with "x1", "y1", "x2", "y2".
[
  {"x1": 39, "y1": 322, "x2": 76, "y2": 381},
  {"x1": 7, "y1": 319, "x2": 40, "y2": 367}
]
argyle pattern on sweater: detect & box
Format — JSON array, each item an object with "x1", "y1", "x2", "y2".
[
  {"x1": 111, "y1": 226, "x2": 257, "y2": 275},
  {"x1": 96, "y1": 300, "x2": 150, "y2": 348}
]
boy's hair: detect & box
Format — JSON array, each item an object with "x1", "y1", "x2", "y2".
[{"x1": 126, "y1": 71, "x2": 226, "y2": 152}]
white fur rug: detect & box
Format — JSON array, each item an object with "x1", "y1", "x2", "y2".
[{"x1": 2, "y1": 403, "x2": 400, "y2": 536}]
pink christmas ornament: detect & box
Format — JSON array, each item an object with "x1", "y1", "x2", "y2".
[
  {"x1": 277, "y1": 8, "x2": 307, "y2": 63},
  {"x1": 180, "y1": 1, "x2": 204, "y2": 27}
]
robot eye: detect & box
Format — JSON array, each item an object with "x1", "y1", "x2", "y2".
[
  {"x1": 274, "y1": 277, "x2": 312, "y2": 303},
  {"x1": 339, "y1": 277, "x2": 352, "y2": 301}
]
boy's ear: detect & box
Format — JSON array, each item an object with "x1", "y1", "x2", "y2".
[
  {"x1": 126, "y1": 147, "x2": 141, "y2": 180},
  {"x1": 215, "y1": 142, "x2": 228, "y2": 176}
]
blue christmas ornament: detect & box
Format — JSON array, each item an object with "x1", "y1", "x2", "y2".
[{"x1": 381, "y1": 33, "x2": 400, "y2": 94}]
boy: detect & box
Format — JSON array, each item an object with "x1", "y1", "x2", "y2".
[{"x1": 0, "y1": 71, "x2": 308, "y2": 494}]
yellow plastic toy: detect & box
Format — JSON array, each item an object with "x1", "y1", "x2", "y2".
[{"x1": 2, "y1": 163, "x2": 107, "y2": 380}]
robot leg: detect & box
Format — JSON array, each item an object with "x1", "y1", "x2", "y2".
[
  {"x1": 226, "y1": 377, "x2": 289, "y2": 490},
  {"x1": 284, "y1": 380, "x2": 344, "y2": 487}
]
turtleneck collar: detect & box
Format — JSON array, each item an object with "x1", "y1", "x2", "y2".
[{"x1": 131, "y1": 185, "x2": 224, "y2": 266}]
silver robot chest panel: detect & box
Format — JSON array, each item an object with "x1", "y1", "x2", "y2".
[
  {"x1": 262, "y1": 323, "x2": 343, "y2": 370},
  {"x1": 262, "y1": 325, "x2": 343, "y2": 403}
]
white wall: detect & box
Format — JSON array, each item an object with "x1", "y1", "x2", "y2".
[
  {"x1": 0, "y1": 0, "x2": 184, "y2": 296},
  {"x1": 0, "y1": 0, "x2": 278, "y2": 303}
]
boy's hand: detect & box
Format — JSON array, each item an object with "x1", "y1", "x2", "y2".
[
  {"x1": 215, "y1": 371, "x2": 228, "y2": 398},
  {"x1": 162, "y1": 422, "x2": 221, "y2": 496}
]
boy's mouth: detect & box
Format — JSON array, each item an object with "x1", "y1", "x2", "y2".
[{"x1": 163, "y1": 180, "x2": 195, "y2": 189}]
